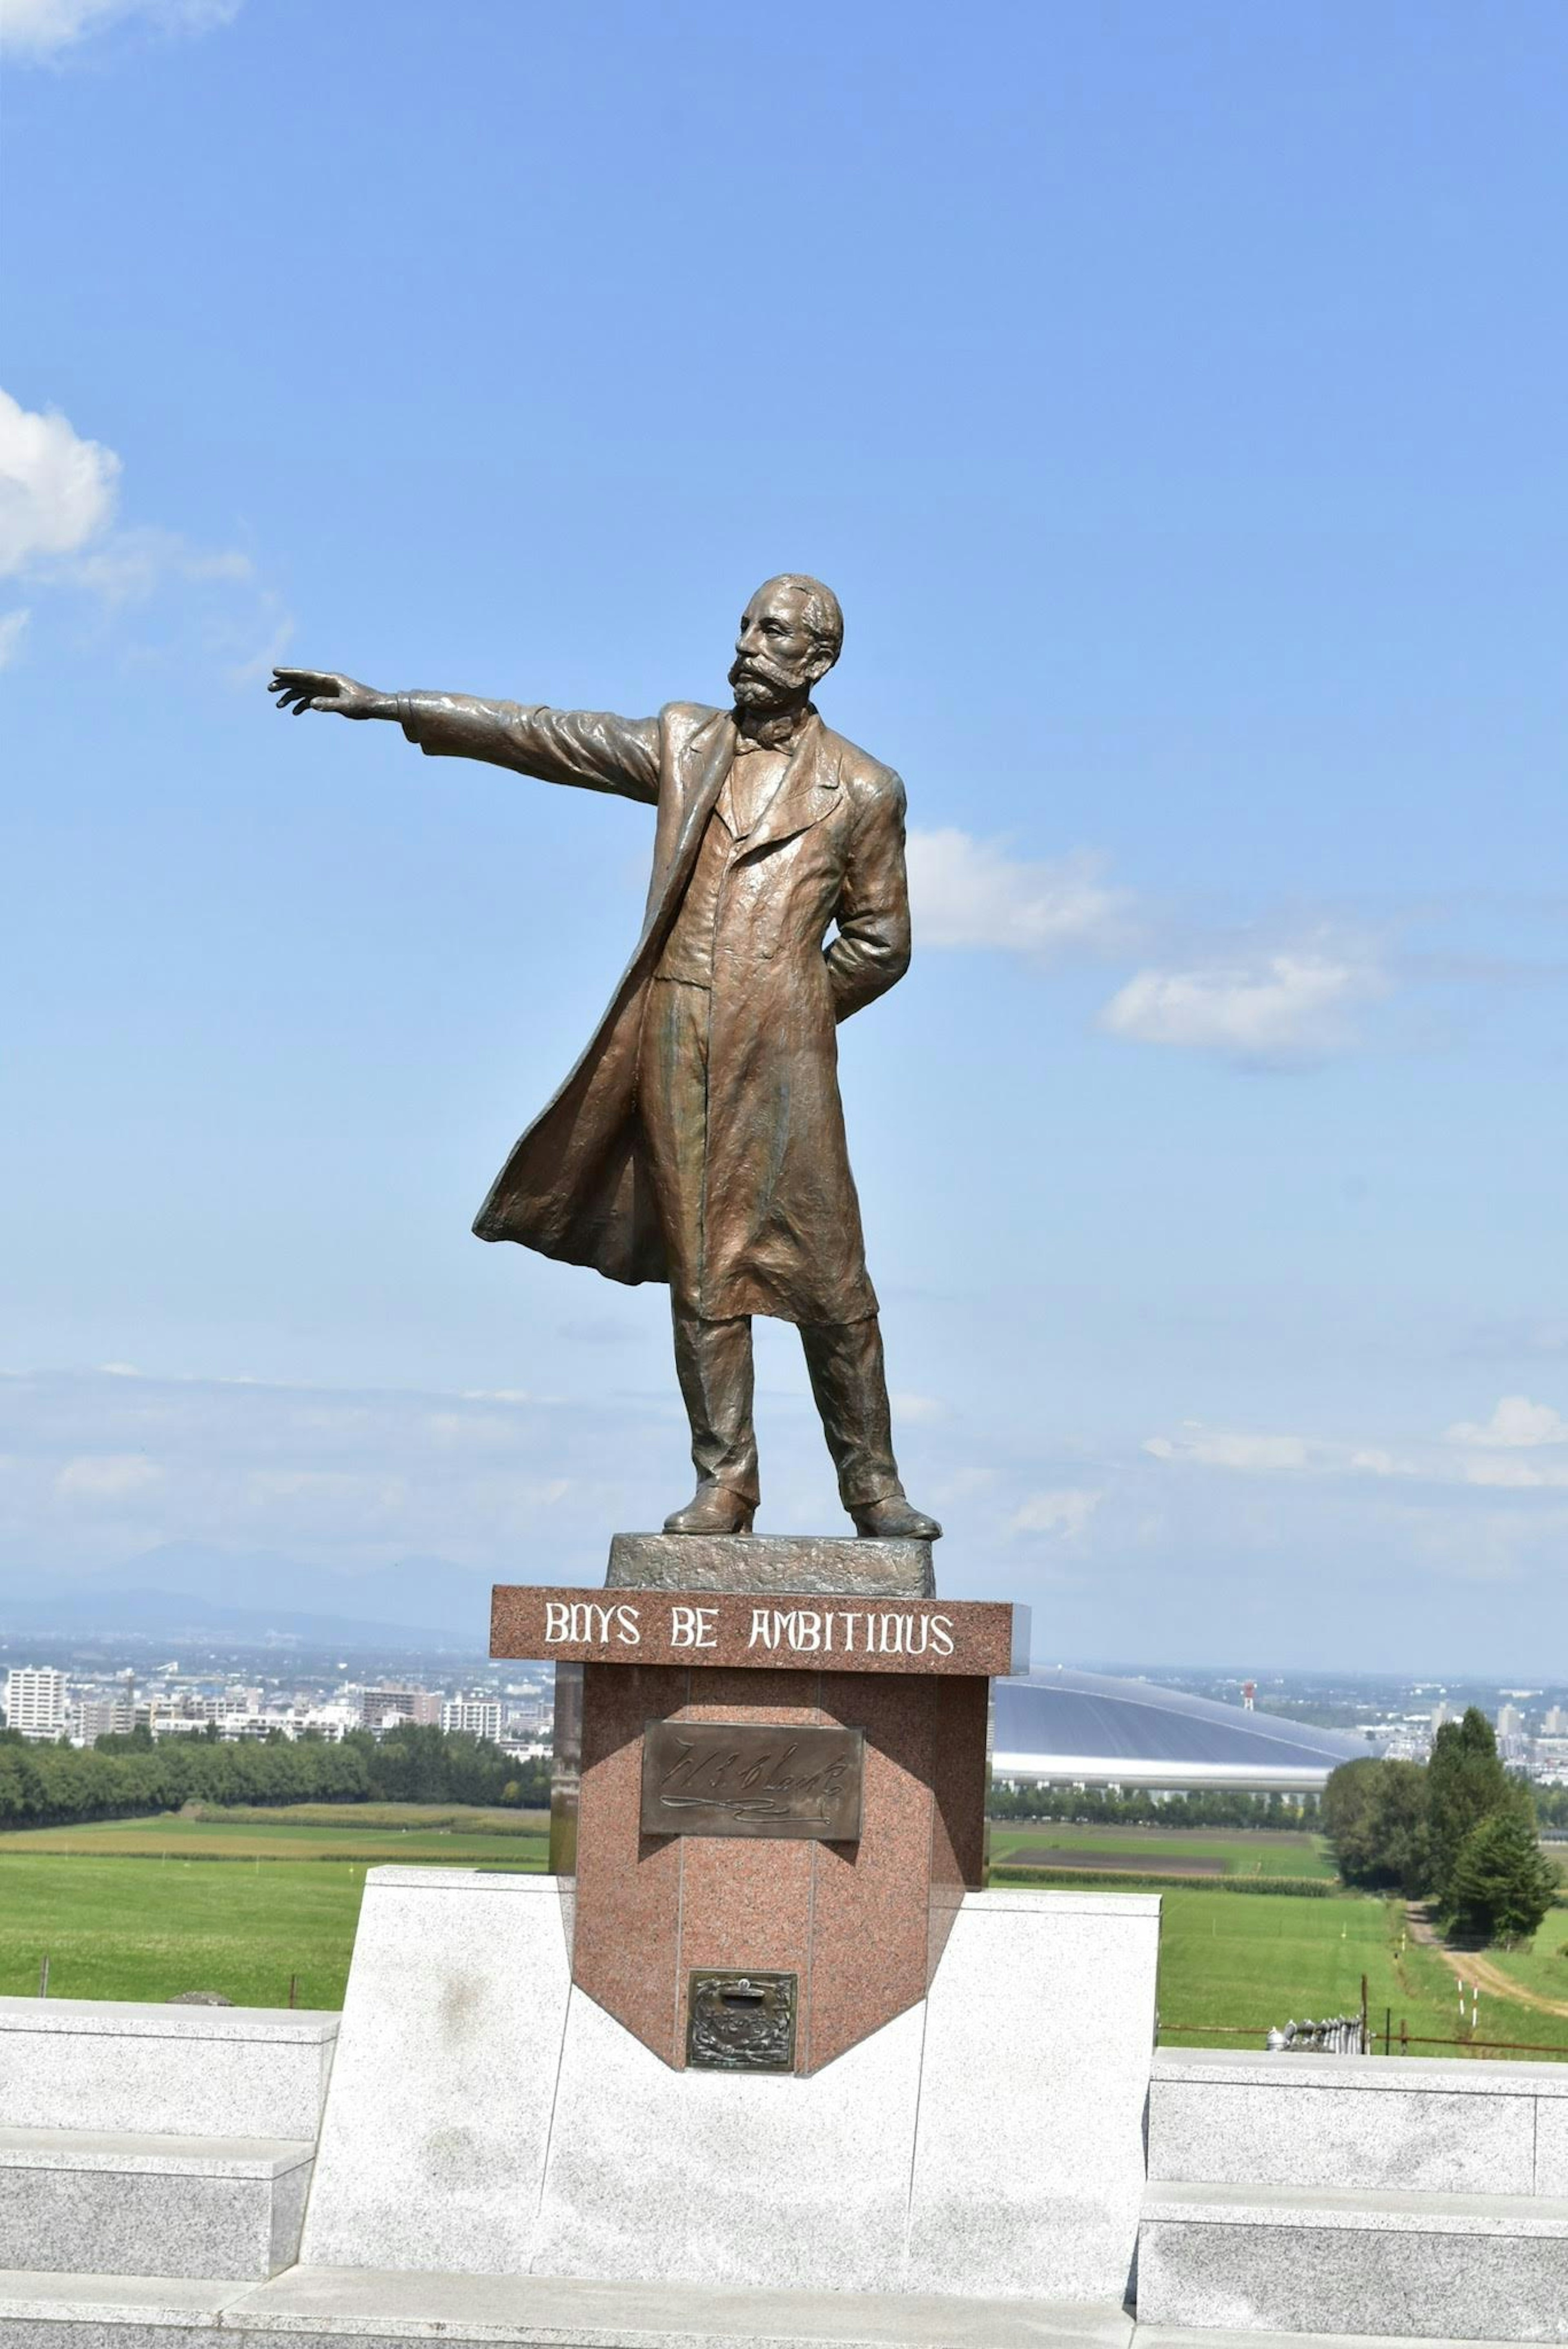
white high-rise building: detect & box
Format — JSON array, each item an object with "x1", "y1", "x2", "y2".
[
  {"x1": 442, "y1": 1695, "x2": 502, "y2": 1743},
  {"x1": 1497, "y1": 1703, "x2": 1526, "y2": 1740},
  {"x1": 5, "y1": 1666, "x2": 67, "y2": 1741}
]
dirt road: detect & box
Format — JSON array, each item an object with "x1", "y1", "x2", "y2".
[{"x1": 1404, "y1": 1901, "x2": 1568, "y2": 2018}]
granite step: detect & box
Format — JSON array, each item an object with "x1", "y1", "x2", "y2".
[
  {"x1": 1137, "y1": 2179, "x2": 1568, "y2": 2339},
  {"x1": 1148, "y1": 2048, "x2": 1568, "y2": 2198},
  {"x1": 1136, "y1": 2331, "x2": 1535, "y2": 2349},
  {"x1": 0, "y1": 2130, "x2": 314, "y2": 2282},
  {"x1": 0, "y1": 1997, "x2": 338, "y2": 2139},
  {"x1": 0, "y1": 2266, "x2": 1135, "y2": 2346},
  {"x1": 0, "y1": 2270, "x2": 1548, "y2": 2349}
]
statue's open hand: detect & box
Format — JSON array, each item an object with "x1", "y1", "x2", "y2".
[{"x1": 269, "y1": 667, "x2": 383, "y2": 719}]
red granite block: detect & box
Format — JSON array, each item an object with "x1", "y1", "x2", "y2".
[
  {"x1": 927, "y1": 1674, "x2": 990, "y2": 1983},
  {"x1": 568, "y1": 1660, "x2": 991, "y2": 2075},
  {"x1": 804, "y1": 1672, "x2": 936, "y2": 2073},
  {"x1": 571, "y1": 1660, "x2": 688, "y2": 2065}
]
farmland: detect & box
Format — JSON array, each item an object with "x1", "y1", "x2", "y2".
[{"x1": 2, "y1": 1809, "x2": 1565, "y2": 2055}]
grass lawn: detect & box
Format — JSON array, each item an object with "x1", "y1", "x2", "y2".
[
  {"x1": 3, "y1": 1808, "x2": 1566, "y2": 2057},
  {"x1": 0, "y1": 1851, "x2": 369, "y2": 2007},
  {"x1": 0, "y1": 1809, "x2": 548, "y2": 2006},
  {"x1": 0, "y1": 1810, "x2": 550, "y2": 1865},
  {"x1": 989, "y1": 1823, "x2": 1336, "y2": 1880},
  {"x1": 1156, "y1": 1886, "x2": 1568, "y2": 2058}
]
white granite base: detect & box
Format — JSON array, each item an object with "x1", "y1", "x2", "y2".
[
  {"x1": 0, "y1": 2131, "x2": 312, "y2": 2280},
  {"x1": 906, "y1": 1892, "x2": 1160, "y2": 2303},
  {"x1": 531, "y1": 1992, "x2": 926, "y2": 2293},
  {"x1": 297, "y1": 1871, "x2": 572, "y2": 2276},
  {"x1": 0, "y1": 2000, "x2": 337, "y2": 2141},
  {"x1": 299, "y1": 1869, "x2": 1161, "y2": 2304},
  {"x1": 1137, "y1": 2181, "x2": 1568, "y2": 2339},
  {"x1": 1149, "y1": 2048, "x2": 1568, "y2": 2199}
]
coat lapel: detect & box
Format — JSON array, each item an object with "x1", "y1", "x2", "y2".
[
  {"x1": 736, "y1": 715, "x2": 841, "y2": 859},
  {"x1": 639, "y1": 710, "x2": 735, "y2": 947}
]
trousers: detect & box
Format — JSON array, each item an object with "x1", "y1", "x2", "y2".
[
  {"x1": 673, "y1": 1308, "x2": 904, "y2": 1510},
  {"x1": 639, "y1": 974, "x2": 905, "y2": 1508}
]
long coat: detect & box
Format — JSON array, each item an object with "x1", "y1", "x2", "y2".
[{"x1": 396, "y1": 692, "x2": 912, "y2": 1325}]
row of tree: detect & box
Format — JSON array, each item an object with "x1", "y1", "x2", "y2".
[
  {"x1": 1323, "y1": 1707, "x2": 1559, "y2": 1944},
  {"x1": 986, "y1": 1783, "x2": 1318, "y2": 1830},
  {"x1": 0, "y1": 1721, "x2": 550, "y2": 1828}
]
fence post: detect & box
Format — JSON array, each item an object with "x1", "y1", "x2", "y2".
[
  {"x1": 1400, "y1": 2016, "x2": 1408, "y2": 2056},
  {"x1": 287, "y1": 1973, "x2": 298, "y2": 2011},
  {"x1": 37, "y1": 1954, "x2": 49, "y2": 1999},
  {"x1": 1384, "y1": 2005, "x2": 1392, "y2": 2055}
]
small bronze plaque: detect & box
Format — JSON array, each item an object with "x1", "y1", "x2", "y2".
[
  {"x1": 687, "y1": 1969, "x2": 797, "y2": 2072},
  {"x1": 641, "y1": 1720, "x2": 862, "y2": 1841}
]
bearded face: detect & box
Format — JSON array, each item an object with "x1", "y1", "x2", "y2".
[{"x1": 729, "y1": 581, "x2": 833, "y2": 710}]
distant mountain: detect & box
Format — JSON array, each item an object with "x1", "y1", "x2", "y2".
[
  {"x1": 0, "y1": 1586, "x2": 457, "y2": 1648},
  {"x1": 0, "y1": 1544, "x2": 499, "y2": 1647}
]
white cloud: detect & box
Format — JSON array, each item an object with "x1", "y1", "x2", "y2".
[
  {"x1": 0, "y1": 385, "x2": 289, "y2": 681},
  {"x1": 890, "y1": 1390, "x2": 946, "y2": 1423},
  {"x1": 908, "y1": 830, "x2": 1133, "y2": 960},
  {"x1": 66, "y1": 525, "x2": 252, "y2": 607},
  {"x1": 1100, "y1": 947, "x2": 1389, "y2": 1062},
  {"x1": 1145, "y1": 1426, "x2": 1313, "y2": 1473},
  {"x1": 54, "y1": 1452, "x2": 164, "y2": 1500},
  {"x1": 0, "y1": 389, "x2": 119, "y2": 574},
  {"x1": 1460, "y1": 1455, "x2": 1568, "y2": 1491},
  {"x1": 1007, "y1": 1487, "x2": 1102, "y2": 1539},
  {"x1": 1446, "y1": 1396, "x2": 1568, "y2": 1450},
  {"x1": 0, "y1": 0, "x2": 239, "y2": 57}
]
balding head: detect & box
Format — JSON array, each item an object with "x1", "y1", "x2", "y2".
[
  {"x1": 729, "y1": 575, "x2": 844, "y2": 715},
  {"x1": 752, "y1": 574, "x2": 843, "y2": 667}
]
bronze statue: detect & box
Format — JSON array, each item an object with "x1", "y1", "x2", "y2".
[{"x1": 270, "y1": 577, "x2": 940, "y2": 1540}]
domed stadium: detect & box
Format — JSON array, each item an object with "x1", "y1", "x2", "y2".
[{"x1": 993, "y1": 1664, "x2": 1376, "y2": 1792}]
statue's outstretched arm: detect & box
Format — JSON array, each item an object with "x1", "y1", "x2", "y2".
[{"x1": 269, "y1": 669, "x2": 660, "y2": 806}]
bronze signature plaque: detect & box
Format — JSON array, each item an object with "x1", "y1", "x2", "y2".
[
  {"x1": 687, "y1": 1970, "x2": 797, "y2": 2071},
  {"x1": 641, "y1": 1720, "x2": 863, "y2": 1841}
]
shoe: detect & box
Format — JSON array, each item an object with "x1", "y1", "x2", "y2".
[
  {"x1": 851, "y1": 1494, "x2": 943, "y2": 1540},
  {"x1": 663, "y1": 1481, "x2": 756, "y2": 1535}
]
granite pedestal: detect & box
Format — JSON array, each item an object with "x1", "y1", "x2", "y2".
[
  {"x1": 299, "y1": 1867, "x2": 1161, "y2": 2302},
  {"x1": 490, "y1": 1536, "x2": 1023, "y2": 2076}
]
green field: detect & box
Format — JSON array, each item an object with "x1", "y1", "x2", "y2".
[
  {"x1": 0, "y1": 1806, "x2": 550, "y2": 1865},
  {"x1": 989, "y1": 1823, "x2": 1336, "y2": 1880},
  {"x1": 1457, "y1": 1909, "x2": 1568, "y2": 2015},
  {"x1": 2, "y1": 1810, "x2": 1566, "y2": 2057},
  {"x1": 0, "y1": 1809, "x2": 548, "y2": 2007}
]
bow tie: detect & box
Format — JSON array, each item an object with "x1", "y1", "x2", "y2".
[{"x1": 732, "y1": 707, "x2": 813, "y2": 753}]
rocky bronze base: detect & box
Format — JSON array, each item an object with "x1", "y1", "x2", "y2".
[{"x1": 605, "y1": 1530, "x2": 935, "y2": 1598}]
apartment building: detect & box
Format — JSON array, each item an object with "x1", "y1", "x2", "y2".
[{"x1": 4, "y1": 1666, "x2": 68, "y2": 1741}]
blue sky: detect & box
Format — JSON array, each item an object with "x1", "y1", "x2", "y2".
[{"x1": 3, "y1": 0, "x2": 1567, "y2": 1671}]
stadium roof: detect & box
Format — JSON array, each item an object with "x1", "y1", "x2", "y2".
[{"x1": 992, "y1": 1665, "x2": 1376, "y2": 1791}]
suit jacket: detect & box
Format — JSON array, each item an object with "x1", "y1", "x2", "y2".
[{"x1": 396, "y1": 692, "x2": 911, "y2": 1323}]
